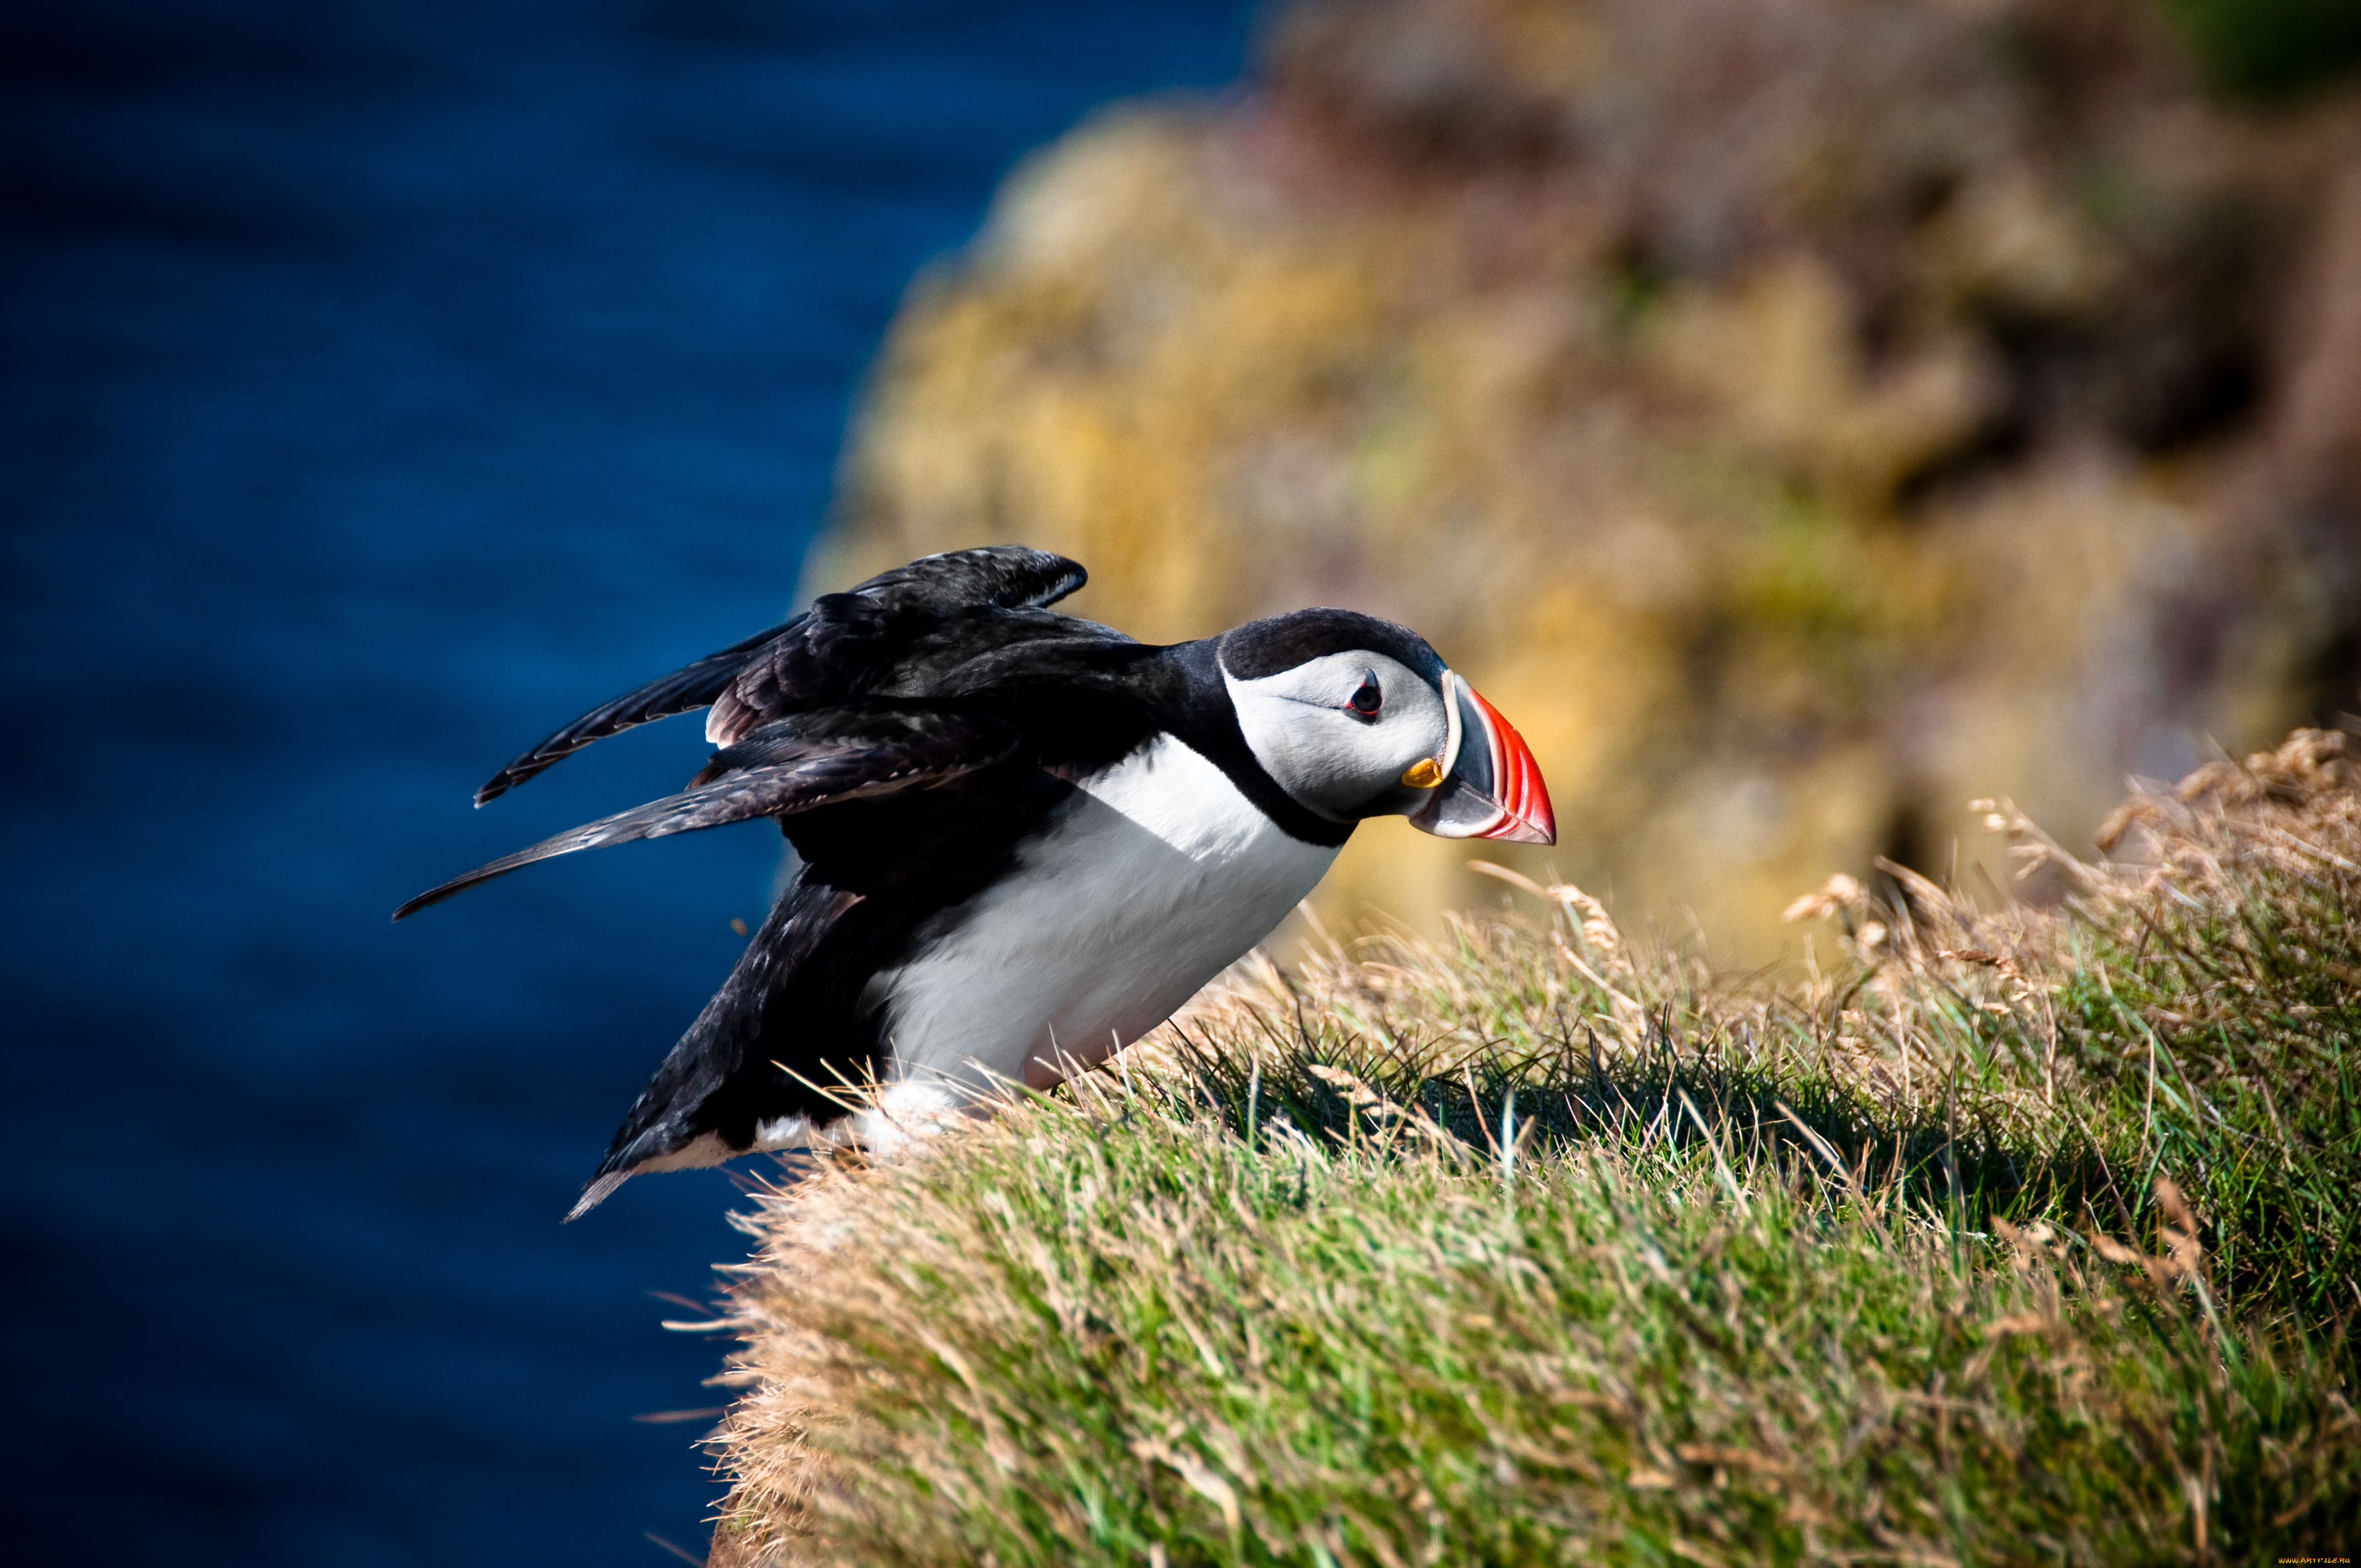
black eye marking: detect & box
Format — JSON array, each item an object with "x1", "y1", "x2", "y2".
[{"x1": 1346, "y1": 674, "x2": 1383, "y2": 721}]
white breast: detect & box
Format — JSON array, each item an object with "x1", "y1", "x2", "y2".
[{"x1": 866, "y1": 734, "x2": 1340, "y2": 1099}]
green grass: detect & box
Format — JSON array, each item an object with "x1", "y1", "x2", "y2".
[{"x1": 703, "y1": 733, "x2": 2361, "y2": 1566}]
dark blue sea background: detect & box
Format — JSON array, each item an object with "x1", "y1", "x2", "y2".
[{"x1": 0, "y1": 3, "x2": 1256, "y2": 1560}]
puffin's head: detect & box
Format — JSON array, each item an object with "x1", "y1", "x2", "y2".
[{"x1": 1217, "y1": 608, "x2": 1554, "y2": 844}]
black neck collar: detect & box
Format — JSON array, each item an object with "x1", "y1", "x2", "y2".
[{"x1": 1149, "y1": 640, "x2": 1356, "y2": 849}]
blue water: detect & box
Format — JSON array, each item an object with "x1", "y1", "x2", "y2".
[{"x1": 0, "y1": 3, "x2": 1255, "y2": 1560}]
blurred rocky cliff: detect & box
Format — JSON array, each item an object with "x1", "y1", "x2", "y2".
[{"x1": 809, "y1": 0, "x2": 2361, "y2": 960}]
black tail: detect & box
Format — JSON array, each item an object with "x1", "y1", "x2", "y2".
[{"x1": 564, "y1": 879, "x2": 871, "y2": 1220}]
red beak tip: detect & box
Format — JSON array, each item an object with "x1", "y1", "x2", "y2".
[{"x1": 1462, "y1": 682, "x2": 1555, "y2": 847}]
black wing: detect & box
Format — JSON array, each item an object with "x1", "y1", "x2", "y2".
[
  {"x1": 399, "y1": 706, "x2": 1018, "y2": 920},
  {"x1": 472, "y1": 619, "x2": 791, "y2": 805},
  {"x1": 472, "y1": 545, "x2": 1084, "y2": 804},
  {"x1": 837, "y1": 545, "x2": 1086, "y2": 614},
  {"x1": 701, "y1": 545, "x2": 1086, "y2": 747}
]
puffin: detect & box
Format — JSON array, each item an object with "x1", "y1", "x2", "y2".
[{"x1": 397, "y1": 547, "x2": 1554, "y2": 1216}]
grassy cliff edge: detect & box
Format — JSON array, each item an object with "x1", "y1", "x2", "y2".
[{"x1": 699, "y1": 731, "x2": 2361, "y2": 1565}]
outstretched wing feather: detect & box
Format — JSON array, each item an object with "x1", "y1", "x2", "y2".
[
  {"x1": 842, "y1": 546, "x2": 1086, "y2": 614},
  {"x1": 473, "y1": 619, "x2": 795, "y2": 805},
  {"x1": 708, "y1": 548, "x2": 1089, "y2": 746},
  {"x1": 472, "y1": 547, "x2": 1084, "y2": 802},
  {"x1": 402, "y1": 709, "x2": 1016, "y2": 921}
]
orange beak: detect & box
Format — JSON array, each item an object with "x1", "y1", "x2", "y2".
[{"x1": 1406, "y1": 673, "x2": 1555, "y2": 845}]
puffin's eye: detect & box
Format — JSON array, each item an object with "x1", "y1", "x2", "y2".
[{"x1": 1346, "y1": 676, "x2": 1382, "y2": 720}]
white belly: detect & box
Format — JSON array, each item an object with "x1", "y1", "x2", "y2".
[{"x1": 868, "y1": 734, "x2": 1340, "y2": 1096}]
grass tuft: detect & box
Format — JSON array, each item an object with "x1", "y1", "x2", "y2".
[{"x1": 703, "y1": 731, "x2": 2361, "y2": 1566}]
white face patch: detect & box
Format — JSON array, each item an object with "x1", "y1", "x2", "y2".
[{"x1": 1222, "y1": 651, "x2": 1450, "y2": 821}]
